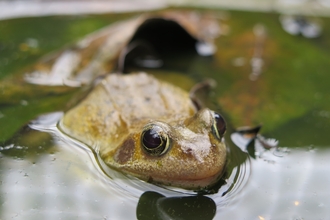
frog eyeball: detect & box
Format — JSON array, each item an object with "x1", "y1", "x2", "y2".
[
  {"x1": 141, "y1": 125, "x2": 170, "y2": 156},
  {"x1": 212, "y1": 112, "x2": 226, "y2": 140}
]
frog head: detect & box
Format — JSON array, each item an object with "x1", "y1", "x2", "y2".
[{"x1": 109, "y1": 108, "x2": 227, "y2": 190}]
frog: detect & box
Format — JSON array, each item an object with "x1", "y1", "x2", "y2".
[{"x1": 59, "y1": 72, "x2": 227, "y2": 190}]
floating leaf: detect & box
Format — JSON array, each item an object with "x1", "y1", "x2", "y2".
[{"x1": 24, "y1": 11, "x2": 220, "y2": 86}]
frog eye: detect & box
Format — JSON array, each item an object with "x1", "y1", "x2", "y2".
[
  {"x1": 212, "y1": 112, "x2": 226, "y2": 140},
  {"x1": 141, "y1": 125, "x2": 170, "y2": 156}
]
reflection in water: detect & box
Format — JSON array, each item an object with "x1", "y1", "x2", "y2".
[
  {"x1": 136, "y1": 191, "x2": 216, "y2": 220},
  {"x1": 0, "y1": 148, "x2": 132, "y2": 219},
  {"x1": 216, "y1": 146, "x2": 330, "y2": 219},
  {"x1": 1, "y1": 113, "x2": 138, "y2": 219},
  {"x1": 1, "y1": 112, "x2": 329, "y2": 219},
  {"x1": 228, "y1": 130, "x2": 330, "y2": 219}
]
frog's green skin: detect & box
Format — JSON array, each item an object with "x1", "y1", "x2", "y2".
[{"x1": 60, "y1": 72, "x2": 226, "y2": 189}]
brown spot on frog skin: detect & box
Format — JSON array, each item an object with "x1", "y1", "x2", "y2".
[{"x1": 114, "y1": 137, "x2": 135, "y2": 164}]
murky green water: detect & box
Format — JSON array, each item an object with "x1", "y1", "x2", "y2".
[{"x1": 1, "y1": 8, "x2": 330, "y2": 220}]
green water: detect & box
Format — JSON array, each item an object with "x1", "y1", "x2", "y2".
[{"x1": 0, "y1": 8, "x2": 330, "y2": 219}]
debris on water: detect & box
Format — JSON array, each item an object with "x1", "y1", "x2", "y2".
[
  {"x1": 279, "y1": 15, "x2": 322, "y2": 38},
  {"x1": 257, "y1": 136, "x2": 279, "y2": 149},
  {"x1": 235, "y1": 125, "x2": 262, "y2": 139},
  {"x1": 231, "y1": 125, "x2": 280, "y2": 159}
]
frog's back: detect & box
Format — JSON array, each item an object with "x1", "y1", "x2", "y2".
[
  {"x1": 61, "y1": 72, "x2": 196, "y2": 154},
  {"x1": 102, "y1": 73, "x2": 195, "y2": 122}
]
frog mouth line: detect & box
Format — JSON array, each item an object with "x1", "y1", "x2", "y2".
[
  {"x1": 148, "y1": 157, "x2": 228, "y2": 190},
  {"x1": 141, "y1": 169, "x2": 225, "y2": 190}
]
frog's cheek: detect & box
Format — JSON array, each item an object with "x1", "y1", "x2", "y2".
[{"x1": 114, "y1": 137, "x2": 135, "y2": 165}]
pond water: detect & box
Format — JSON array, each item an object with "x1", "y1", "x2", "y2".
[
  {"x1": 1, "y1": 8, "x2": 330, "y2": 220},
  {"x1": 1, "y1": 117, "x2": 329, "y2": 219}
]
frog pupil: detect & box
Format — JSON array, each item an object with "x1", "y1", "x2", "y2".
[{"x1": 143, "y1": 128, "x2": 162, "y2": 149}]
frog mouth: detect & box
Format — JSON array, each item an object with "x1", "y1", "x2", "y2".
[{"x1": 143, "y1": 166, "x2": 226, "y2": 190}]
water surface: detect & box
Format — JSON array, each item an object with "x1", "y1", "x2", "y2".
[{"x1": 1, "y1": 8, "x2": 330, "y2": 219}]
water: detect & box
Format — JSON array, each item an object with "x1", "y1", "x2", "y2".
[
  {"x1": 1, "y1": 7, "x2": 330, "y2": 220},
  {"x1": 2, "y1": 112, "x2": 329, "y2": 219},
  {"x1": 0, "y1": 112, "x2": 250, "y2": 219},
  {"x1": 220, "y1": 148, "x2": 330, "y2": 219}
]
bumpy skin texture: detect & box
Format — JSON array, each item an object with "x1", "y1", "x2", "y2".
[{"x1": 60, "y1": 72, "x2": 226, "y2": 189}]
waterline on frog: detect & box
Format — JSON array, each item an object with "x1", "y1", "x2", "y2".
[{"x1": 29, "y1": 111, "x2": 251, "y2": 203}]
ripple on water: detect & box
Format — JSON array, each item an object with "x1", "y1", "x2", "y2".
[
  {"x1": 29, "y1": 112, "x2": 252, "y2": 202},
  {"x1": 0, "y1": 112, "x2": 254, "y2": 219}
]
